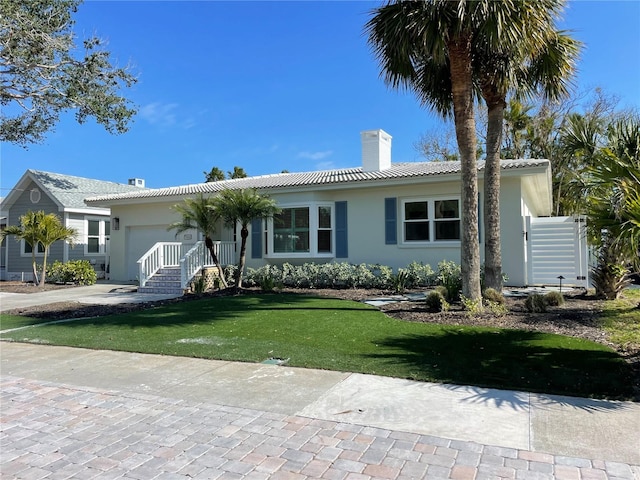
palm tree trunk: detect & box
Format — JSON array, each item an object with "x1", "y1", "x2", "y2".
[
  {"x1": 448, "y1": 38, "x2": 482, "y2": 302},
  {"x1": 40, "y1": 248, "x2": 49, "y2": 288},
  {"x1": 31, "y1": 249, "x2": 40, "y2": 286},
  {"x1": 483, "y1": 91, "x2": 505, "y2": 291},
  {"x1": 205, "y1": 237, "x2": 228, "y2": 288},
  {"x1": 236, "y1": 227, "x2": 249, "y2": 289}
]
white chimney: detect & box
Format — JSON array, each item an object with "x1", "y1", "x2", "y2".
[
  {"x1": 128, "y1": 178, "x2": 145, "y2": 188},
  {"x1": 361, "y1": 129, "x2": 392, "y2": 172}
]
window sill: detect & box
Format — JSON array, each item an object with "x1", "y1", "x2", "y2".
[
  {"x1": 398, "y1": 241, "x2": 461, "y2": 248},
  {"x1": 265, "y1": 253, "x2": 335, "y2": 259}
]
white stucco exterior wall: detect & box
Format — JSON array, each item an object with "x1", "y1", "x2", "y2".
[{"x1": 103, "y1": 171, "x2": 542, "y2": 286}]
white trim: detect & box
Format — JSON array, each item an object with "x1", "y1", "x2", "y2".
[
  {"x1": 265, "y1": 202, "x2": 334, "y2": 258},
  {"x1": 84, "y1": 216, "x2": 110, "y2": 256},
  {"x1": 64, "y1": 207, "x2": 111, "y2": 215},
  {"x1": 400, "y1": 196, "x2": 461, "y2": 245}
]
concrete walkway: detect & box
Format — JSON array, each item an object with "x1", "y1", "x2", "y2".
[
  {"x1": 1, "y1": 283, "x2": 639, "y2": 478},
  {"x1": 0, "y1": 281, "x2": 182, "y2": 311}
]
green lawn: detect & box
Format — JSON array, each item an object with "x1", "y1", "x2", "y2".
[
  {"x1": 0, "y1": 294, "x2": 634, "y2": 399},
  {"x1": 599, "y1": 288, "x2": 640, "y2": 347}
]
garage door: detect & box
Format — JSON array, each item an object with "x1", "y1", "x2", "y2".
[{"x1": 125, "y1": 225, "x2": 196, "y2": 280}]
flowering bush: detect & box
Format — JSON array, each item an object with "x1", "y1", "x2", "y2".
[{"x1": 46, "y1": 260, "x2": 97, "y2": 285}]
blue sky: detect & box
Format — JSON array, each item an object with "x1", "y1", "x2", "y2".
[{"x1": 2, "y1": 0, "x2": 639, "y2": 195}]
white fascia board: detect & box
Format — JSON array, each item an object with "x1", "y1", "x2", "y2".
[{"x1": 63, "y1": 207, "x2": 111, "y2": 216}]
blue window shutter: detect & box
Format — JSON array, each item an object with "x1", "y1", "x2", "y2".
[
  {"x1": 335, "y1": 201, "x2": 348, "y2": 258},
  {"x1": 385, "y1": 197, "x2": 397, "y2": 245},
  {"x1": 251, "y1": 218, "x2": 262, "y2": 259}
]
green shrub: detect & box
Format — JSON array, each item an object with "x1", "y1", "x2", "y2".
[
  {"x1": 525, "y1": 293, "x2": 547, "y2": 313},
  {"x1": 544, "y1": 291, "x2": 565, "y2": 307},
  {"x1": 46, "y1": 260, "x2": 97, "y2": 285},
  {"x1": 247, "y1": 261, "x2": 438, "y2": 291},
  {"x1": 404, "y1": 262, "x2": 436, "y2": 288},
  {"x1": 368, "y1": 264, "x2": 394, "y2": 289},
  {"x1": 390, "y1": 270, "x2": 409, "y2": 294},
  {"x1": 425, "y1": 290, "x2": 450, "y2": 312},
  {"x1": 223, "y1": 264, "x2": 238, "y2": 286},
  {"x1": 482, "y1": 288, "x2": 505, "y2": 305},
  {"x1": 460, "y1": 295, "x2": 483, "y2": 316},
  {"x1": 192, "y1": 275, "x2": 206, "y2": 294},
  {"x1": 485, "y1": 300, "x2": 509, "y2": 317},
  {"x1": 437, "y1": 260, "x2": 462, "y2": 301},
  {"x1": 434, "y1": 285, "x2": 448, "y2": 298}
]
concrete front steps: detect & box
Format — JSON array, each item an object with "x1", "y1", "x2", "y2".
[{"x1": 137, "y1": 267, "x2": 185, "y2": 295}]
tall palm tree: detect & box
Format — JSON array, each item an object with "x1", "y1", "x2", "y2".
[
  {"x1": 366, "y1": 0, "x2": 577, "y2": 296},
  {"x1": 168, "y1": 194, "x2": 228, "y2": 288},
  {"x1": 477, "y1": 28, "x2": 580, "y2": 290},
  {"x1": 366, "y1": 0, "x2": 481, "y2": 299},
  {"x1": 212, "y1": 189, "x2": 280, "y2": 289},
  {"x1": 2, "y1": 211, "x2": 77, "y2": 287}
]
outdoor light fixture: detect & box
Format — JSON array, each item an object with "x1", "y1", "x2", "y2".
[
  {"x1": 112, "y1": 217, "x2": 120, "y2": 230},
  {"x1": 557, "y1": 275, "x2": 565, "y2": 294}
]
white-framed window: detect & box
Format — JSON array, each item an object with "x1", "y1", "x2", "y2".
[
  {"x1": 268, "y1": 204, "x2": 333, "y2": 256},
  {"x1": 402, "y1": 198, "x2": 460, "y2": 243},
  {"x1": 273, "y1": 207, "x2": 310, "y2": 253},
  {"x1": 317, "y1": 206, "x2": 332, "y2": 253},
  {"x1": 85, "y1": 218, "x2": 110, "y2": 254}
]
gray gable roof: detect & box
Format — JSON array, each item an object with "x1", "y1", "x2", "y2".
[
  {"x1": 85, "y1": 159, "x2": 549, "y2": 204},
  {"x1": 17, "y1": 170, "x2": 146, "y2": 210}
]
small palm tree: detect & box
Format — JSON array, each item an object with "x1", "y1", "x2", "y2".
[
  {"x1": 580, "y1": 117, "x2": 640, "y2": 298},
  {"x1": 168, "y1": 194, "x2": 228, "y2": 288},
  {"x1": 212, "y1": 189, "x2": 280, "y2": 289},
  {"x1": 2, "y1": 211, "x2": 77, "y2": 287}
]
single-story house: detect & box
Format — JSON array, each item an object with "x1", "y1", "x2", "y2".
[
  {"x1": 1, "y1": 170, "x2": 147, "y2": 281},
  {"x1": 85, "y1": 129, "x2": 589, "y2": 291}
]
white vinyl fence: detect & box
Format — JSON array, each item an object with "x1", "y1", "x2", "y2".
[{"x1": 525, "y1": 216, "x2": 589, "y2": 288}]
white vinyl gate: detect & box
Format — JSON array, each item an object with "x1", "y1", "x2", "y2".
[{"x1": 525, "y1": 216, "x2": 589, "y2": 288}]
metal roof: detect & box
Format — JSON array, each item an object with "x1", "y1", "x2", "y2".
[{"x1": 85, "y1": 159, "x2": 549, "y2": 204}]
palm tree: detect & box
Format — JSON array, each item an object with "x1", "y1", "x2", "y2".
[
  {"x1": 577, "y1": 116, "x2": 640, "y2": 298},
  {"x1": 36, "y1": 212, "x2": 78, "y2": 286},
  {"x1": 477, "y1": 28, "x2": 580, "y2": 290},
  {"x1": 212, "y1": 189, "x2": 280, "y2": 289},
  {"x1": 168, "y1": 194, "x2": 228, "y2": 288},
  {"x1": 2, "y1": 211, "x2": 77, "y2": 287},
  {"x1": 204, "y1": 166, "x2": 225, "y2": 182},
  {"x1": 228, "y1": 166, "x2": 248, "y2": 179},
  {"x1": 366, "y1": 0, "x2": 481, "y2": 299},
  {"x1": 366, "y1": 0, "x2": 578, "y2": 296}
]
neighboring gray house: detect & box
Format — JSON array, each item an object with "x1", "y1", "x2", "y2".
[{"x1": 1, "y1": 170, "x2": 146, "y2": 281}]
